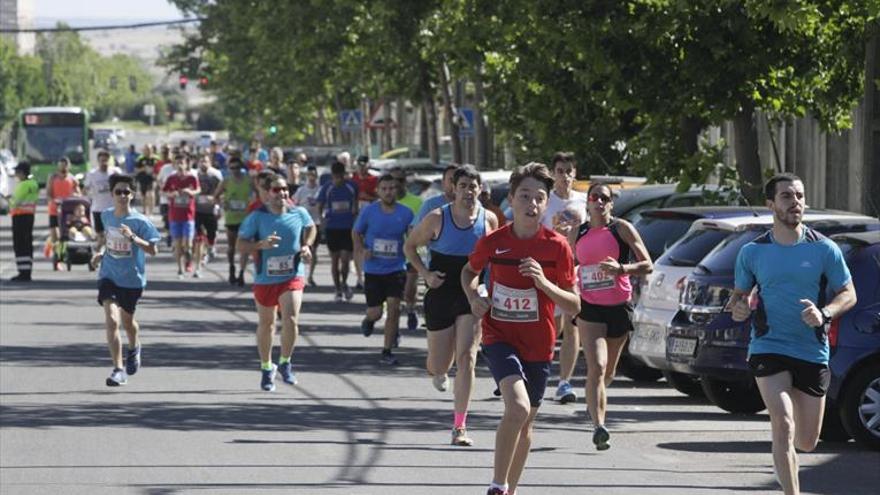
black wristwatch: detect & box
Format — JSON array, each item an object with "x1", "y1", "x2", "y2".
[{"x1": 820, "y1": 307, "x2": 833, "y2": 325}]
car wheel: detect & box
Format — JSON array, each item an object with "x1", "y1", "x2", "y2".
[
  {"x1": 699, "y1": 375, "x2": 766, "y2": 414},
  {"x1": 662, "y1": 370, "x2": 705, "y2": 398},
  {"x1": 841, "y1": 362, "x2": 880, "y2": 450},
  {"x1": 819, "y1": 402, "x2": 851, "y2": 442},
  {"x1": 618, "y1": 353, "x2": 662, "y2": 382}
]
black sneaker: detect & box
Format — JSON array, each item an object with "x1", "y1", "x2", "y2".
[
  {"x1": 361, "y1": 317, "x2": 375, "y2": 337},
  {"x1": 9, "y1": 273, "x2": 31, "y2": 282},
  {"x1": 125, "y1": 346, "x2": 141, "y2": 376},
  {"x1": 237, "y1": 272, "x2": 245, "y2": 287},
  {"x1": 380, "y1": 350, "x2": 399, "y2": 366},
  {"x1": 228, "y1": 266, "x2": 237, "y2": 285},
  {"x1": 593, "y1": 424, "x2": 611, "y2": 451}
]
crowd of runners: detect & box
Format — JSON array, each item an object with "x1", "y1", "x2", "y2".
[{"x1": 7, "y1": 143, "x2": 853, "y2": 495}]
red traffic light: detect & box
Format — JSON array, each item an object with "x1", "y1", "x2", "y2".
[
  {"x1": 198, "y1": 76, "x2": 209, "y2": 89},
  {"x1": 179, "y1": 75, "x2": 188, "y2": 90}
]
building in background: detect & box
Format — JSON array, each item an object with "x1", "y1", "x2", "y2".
[{"x1": 0, "y1": 0, "x2": 35, "y2": 54}]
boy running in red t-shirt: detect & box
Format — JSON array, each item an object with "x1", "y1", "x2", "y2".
[{"x1": 461, "y1": 162, "x2": 579, "y2": 495}]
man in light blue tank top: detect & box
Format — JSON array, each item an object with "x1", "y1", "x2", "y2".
[
  {"x1": 728, "y1": 173, "x2": 856, "y2": 495},
  {"x1": 405, "y1": 165, "x2": 499, "y2": 447}
]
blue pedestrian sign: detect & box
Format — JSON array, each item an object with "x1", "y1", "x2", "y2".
[
  {"x1": 457, "y1": 108, "x2": 475, "y2": 136},
  {"x1": 340, "y1": 109, "x2": 363, "y2": 131}
]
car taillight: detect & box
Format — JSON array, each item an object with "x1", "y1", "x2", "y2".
[{"x1": 828, "y1": 318, "x2": 839, "y2": 348}]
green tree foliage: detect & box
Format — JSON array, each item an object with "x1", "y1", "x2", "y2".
[
  {"x1": 0, "y1": 38, "x2": 49, "y2": 123},
  {"x1": 165, "y1": 0, "x2": 877, "y2": 194},
  {"x1": 1, "y1": 25, "x2": 156, "y2": 127}
]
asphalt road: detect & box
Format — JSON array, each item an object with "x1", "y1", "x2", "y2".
[{"x1": 1, "y1": 204, "x2": 878, "y2": 495}]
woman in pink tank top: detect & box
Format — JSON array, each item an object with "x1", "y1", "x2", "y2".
[{"x1": 566, "y1": 182, "x2": 653, "y2": 451}]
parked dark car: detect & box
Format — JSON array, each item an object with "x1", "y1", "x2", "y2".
[
  {"x1": 824, "y1": 231, "x2": 880, "y2": 449},
  {"x1": 665, "y1": 216, "x2": 879, "y2": 420},
  {"x1": 617, "y1": 206, "x2": 770, "y2": 382}
]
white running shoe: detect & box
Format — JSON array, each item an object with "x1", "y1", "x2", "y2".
[{"x1": 432, "y1": 374, "x2": 449, "y2": 392}]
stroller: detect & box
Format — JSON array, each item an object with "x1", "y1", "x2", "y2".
[{"x1": 56, "y1": 197, "x2": 95, "y2": 271}]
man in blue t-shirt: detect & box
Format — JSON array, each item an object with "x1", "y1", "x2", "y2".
[
  {"x1": 353, "y1": 174, "x2": 414, "y2": 365},
  {"x1": 317, "y1": 161, "x2": 359, "y2": 303},
  {"x1": 728, "y1": 173, "x2": 856, "y2": 495},
  {"x1": 238, "y1": 175, "x2": 316, "y2": 392},
  {"x1": 91, "y1": 175, "x2": 161, "y2": 387}
]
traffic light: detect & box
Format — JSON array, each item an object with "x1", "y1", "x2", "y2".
[
  {"x1": 179, "y1": 75, "x2": 188, "y2": 90},
  {"x1": 129, "y1": 76, "x2": 137, "y2": 91},
  {"x1": 269, "y1": 124, "x2": 278, "y2": 135},
  {"x1": 198, "y1": 76, "x2": 209, "y2": 89}
]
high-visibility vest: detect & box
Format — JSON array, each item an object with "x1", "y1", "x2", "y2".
[{"x1": 10, "y1": 177, "x2": 39, "y2": 216}]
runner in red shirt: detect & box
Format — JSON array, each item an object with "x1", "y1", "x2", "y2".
[
  {"x1": 351, "y1": 155, "x2": 378, "y2": 288},
  {"x1": 461, "y1": 162, "x2": 579, "y2": 495},
  {"x1": 163, "y1": 154, "x2": 200, "y2": 278}
]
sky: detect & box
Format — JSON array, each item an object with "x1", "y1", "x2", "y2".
[{"x1": 31, "y1": 0, "x2": 185, "y2": 26}]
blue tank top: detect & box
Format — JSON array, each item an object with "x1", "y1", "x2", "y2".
[{"x1": 428, "y1": 204, "x2": 486, "y2": 292}]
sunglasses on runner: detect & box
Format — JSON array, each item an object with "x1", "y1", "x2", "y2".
[
  {"x1": 271, "y1": 186, "x2": 289, "y2": 193},
  {"x1": 113, "y1": 189, "x2": 132, "y2": 196},
  {"x1": 589, "y1": 193, "x2": 611, "y2": 202}
]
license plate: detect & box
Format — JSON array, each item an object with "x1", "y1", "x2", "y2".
[
  {"x1": 669, "y1": 337, "x2": 697, "y2": 356},
  {"x1": 631, "y1": 325, "x2": 664, "y2": 354}
]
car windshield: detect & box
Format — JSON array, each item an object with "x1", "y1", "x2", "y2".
[
  {"x1": 633, "y1": 215, "x2": 696, "y2": 260},
  {"x1": 697, "y1": 228, "x2": 766, "y2": 275},
  {"x1": 23, "y1": 126, "x2": 86, "y2": 164},
  {"x1": 657, "y1": 227, "x2": 732, "y2": 267}
]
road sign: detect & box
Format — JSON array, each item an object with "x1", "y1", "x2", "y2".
[
  {"x1": 143, "y1": 104, "x2": 156, "y2": 117},
  {"x1": 457, "y1": 108, "x2": 474, "y2": 136},
  {"x1": 366, "y1": 102, "x2": 396, "y2": 129},
  {"x1": 340, "y1": 109, "x2": 363, "y2": 131}
]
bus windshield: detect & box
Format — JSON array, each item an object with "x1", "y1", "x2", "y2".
[{"x1": 23, "y1": 126, "x2": 87, "y2": 164}]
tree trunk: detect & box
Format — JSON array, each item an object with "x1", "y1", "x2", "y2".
[
  {"x1": 863, "y1": 25, "x2": 880, "y2": 216},
  {"x1": 395, "y1": 97, "x2": 406, "y2": 147},
  {"x1": 425, "y1": 99, "x2": 439, "y2": 164},
  {"x1": 679, "y1": 116, "x2": 702, "y2": 156},
  {"x1": 439, "y1": 60, "x2": 462, "y2": 164},
  {"x1": 475, "y1": 71, "x2": 489, "y2": 169},
  {"x1": 382, "y1": 99, "x2": 393, "y2": 152},
  {"x1": 733, "y1": 101, "x2": 764, "y2": 205}
]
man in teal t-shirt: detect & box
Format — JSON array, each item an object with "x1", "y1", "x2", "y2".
[
  {"x1": 92, "y1": 175, "x2": 161, "y2": 387},
  {"x1": 728, "y1": 173, "x2": 856, "y2": 495},
  {"x1": 238, "y1": 175, "x2": 316, "y2": 392}
]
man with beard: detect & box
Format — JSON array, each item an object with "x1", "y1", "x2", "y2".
[{"x1": 728, "y1": 173, "x2": 856, "y2": 495}]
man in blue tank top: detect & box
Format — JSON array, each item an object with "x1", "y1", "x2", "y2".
[
  {"x1": 728, "y1": 173, "x2": 856, "y2": 495},
  {"x1": 405, "y1": 165, "x2": 500, "y2": 446},
  {"x1": 353, "y1": 174, "x2": 414, "y2": 366}
]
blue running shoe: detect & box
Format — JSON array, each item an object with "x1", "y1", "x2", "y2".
[
  {"x1": 261, "y1": 364, "x2": 277, "y2": 392},
  {"x1": 407, "y1": 311, "x2": 418, "y2": 331},
  {"x1": 277, "y1": 362, "x2": 297, "y2": 385},
  {"x1": 125, "y1": 346, "x2": 141, "y2": 376},
  {"x1": 361, "y1": 317, "x2": 375, "y2": 337},
  {"x1": 554, "y1": 381, "x2": 576, "y2": 404}
]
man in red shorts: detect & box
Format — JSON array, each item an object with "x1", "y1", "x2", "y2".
[{"x1": 237, "y1": 175, "x2": 316, "y2": 391}]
